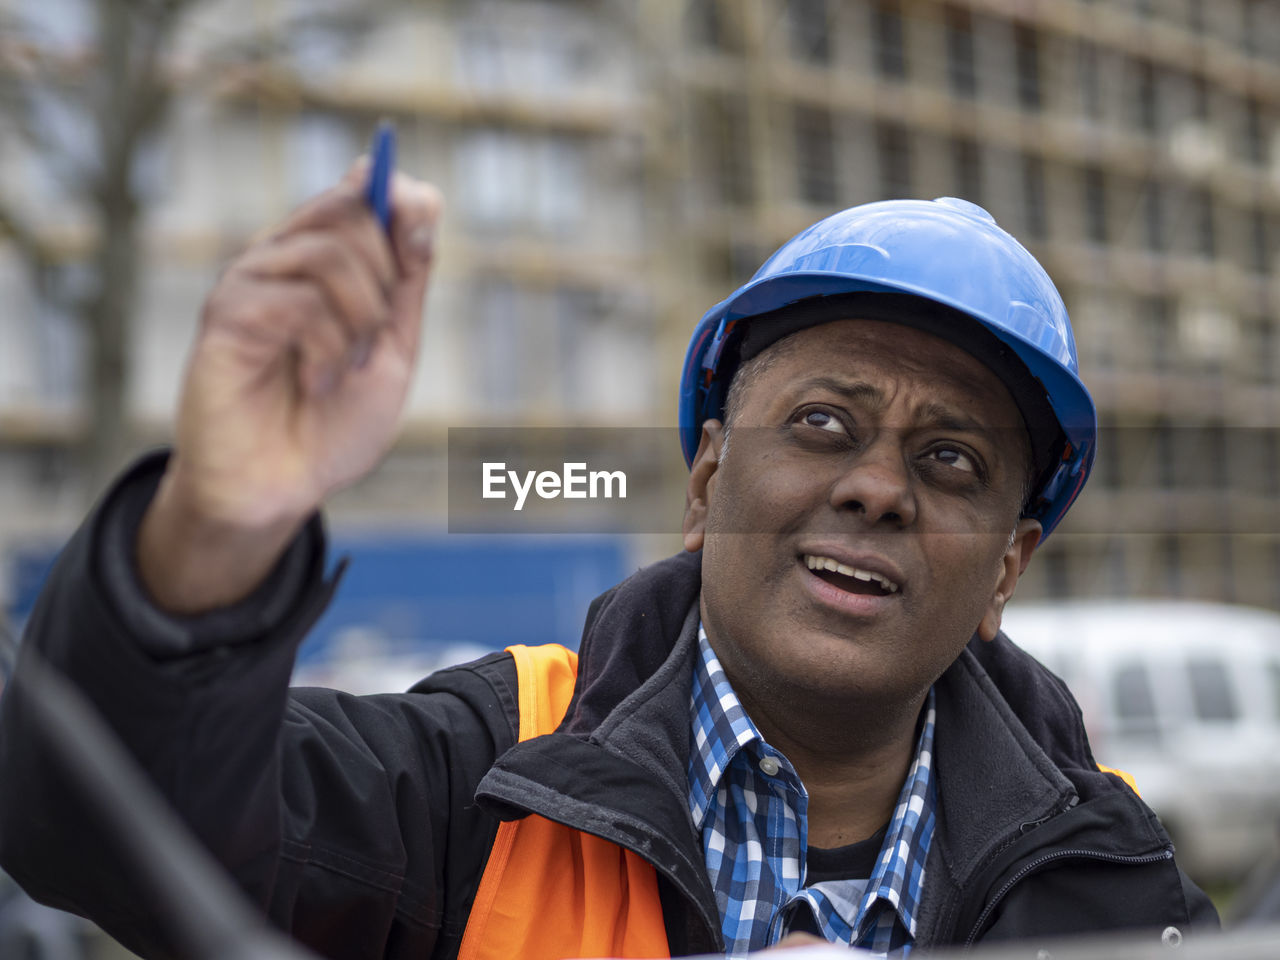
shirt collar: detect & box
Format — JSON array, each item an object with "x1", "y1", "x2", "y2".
[
  {"x1": 855, "y1": 689, "x2": 937, "y2": 942},
  {"x1": 687, "y1": 621, "x2": 938, "y2": 945},
  {"x1": 688, "y1": 624, "x2": 767, "y2": 830}
]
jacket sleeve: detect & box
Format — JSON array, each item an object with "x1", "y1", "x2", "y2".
[
  {"x1": 1179, "y1": 867, "x2": 1221, "y2": 931},
  {"x1": 0, "y1": 454, "x2": 516, "y2": 960}
]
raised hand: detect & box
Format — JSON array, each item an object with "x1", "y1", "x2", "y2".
[{"x1": 137, "y1": 164, "x2": 443, "y2": 614}]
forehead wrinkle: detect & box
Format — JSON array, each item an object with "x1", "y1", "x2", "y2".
[
  {"x1": 782, "y1": 375, "x2": 1002, "y2": 435},
  {"x1": 784, "y1": 375, "x2": 885, "y2": 408},
  {"x1": 914, "y1": 401, "x2": 987, "y2": 435}
]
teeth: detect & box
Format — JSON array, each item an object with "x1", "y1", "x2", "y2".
[{"x1": 803, "y1": 555, "x2": 899, "y2": 593}]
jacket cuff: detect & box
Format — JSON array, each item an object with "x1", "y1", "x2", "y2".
[{"x1": 93, "y1": 450, "x2": 327, "y2": 660}]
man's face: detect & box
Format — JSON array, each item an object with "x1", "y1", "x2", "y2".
[{"x1": 683, "y1": 319, "x2": 1041, "y2": 714}]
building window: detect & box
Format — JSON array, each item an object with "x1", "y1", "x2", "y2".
[
  {"x1": 1250, "y1": 210, "x2": 1271, "y2": 274},
  {"x1": 1154, "y1": 420, "x2": 1176, "y2": 488},
  {"x1": 1243, "y1": 99, "x2": 1266, "y2": 165},
  {"x1": 703, "y1": 241, "x2": 766, "y2": 291},
  {"x1": 876, "y1": 122, "x2": 912, "y2": 198},
  {"x1": 1103, "y1": 538, "x2": 1128, "y2": 598},
  {"x1": 1269, "y1": 661, "x2": 1280, "y2": 721},
  {"x1": 457, "y1": 130, "x2": 526, "y2": 227},
  {"x1": 1175, "y1": 425, "x2": 1226, "y2": 490},
  {"x1": 1232, "y1": 423, "x2": 1271, "y2": 494},
  {"x1": 1041, "y1": 546, "x2": 1069, "y2": 598},
  {"x1": 1243, "y1": 0, "x2": 1263, "y2": 57},
  {"x1": 1139, "y1": 296, "x2": 1175, "y2": 369},
  {"x1": 794, "y1": 104, "x2": 837, "y2": 205},
  {"x1": 1077, "y1": 41, "x2": 1102, "y2": 121},
  {"x1": 21, "y1": 88, "x2": 96, "y2": 208},
  {"x1": 454, "y1": 18, "x2": 603, "y2": 97},
  {"x1": 873, "y1": 0, "x2": 907, "y2": 80},
  {"x1": 945, "y1": 7, "x2": 976, "y2": 98},
  {"x1": 27, "y1": 263, "x2": 88, "y2": 414},
  {"x1": 1014, "y1": 25, "x2": 1041, "y2": 111},
  {"x1": 1274, "y1": 541, "x2": 1280, "y2": 611},
  {"x1": 1160, "y1": 534, "x2": 1181, "y2": 595},
  {"x1": 1191, "y1": 75, "x2": 1209, "y2": 121},
  {"x1": 289, "y1": 112, "x2": 357, "y2": 206},
  {"x1": 1142, "y1": 181, "x2": 1165, "y2": 252},
  {"x1": 1242, "y1": 314, "x2": 1275, "y2": 385},
  {"x1": 700, "y1": 93, "x2": 754, "y2": 206},
  {"x1": 1084, "y1": 167, "x2": 1107, "y2": 243},
  {"x1": 786, "y1": 0, "x2": 832, "y2": 63},
  {"x1": 455, "y1": 130, "x2": 586, "y2": 233},
  {"x1": 1097, "y1": 414, "x2": 1122, "y2": 488},
  {"x1": 1192, "y1": 188, "x2": 1215, "y2": 258},
  {"x1": 1257, "y1": 319, "x2": 1276, "y2": 386},
  {"x1": 687, "y1": 0, "x2": 742, "y2": 53},
  {"x1": 1207, "y1": 424, "x2": 1227, "y2": 490},
  {"x1": 16, "y1": 0, "x2": 91, "y2": 49},
  {"x1": 473, "y1": 278, "x2": 522, "y2": 413},
  {"x1": 1134, "y1": 59, "x2": 1158, "y2": 133},
  {"x1": 1187, "y1": 0, "x2": 1206, "y2": 34},
  {"x1": 536, "y1": 137, "x2": 587, "y2": 231},
  {"x1": 951, "y1": 137, "x2": 982, "y2": 204},
  {"x1": 1022, "y1": 155, "x2": 1047, "y2": 239},
  {"x1": 553, "y1": 286, "x2": 647, "y2": 415}
]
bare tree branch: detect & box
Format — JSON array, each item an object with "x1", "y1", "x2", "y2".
[
  {"x1": 182, "y1": 5, "x2": 384, "y2": 90},
  {"x1": 0, "y1": 200, "x2": 86, "y2": 319},
  {"x1": 0, "y1": 0, "x2": 397, "y2": 493},
  {"x1": 0, "y1": 47, "x2": 101, "y2": 197},
  {"x1": 0, "y1": 199, "x2": 55, "y2": 273}
]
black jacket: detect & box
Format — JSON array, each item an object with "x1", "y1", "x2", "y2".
[{"x1": 0, "y1": 456, "x2": 1218, "y2": 959}]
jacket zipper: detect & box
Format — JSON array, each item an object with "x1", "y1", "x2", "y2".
[{"x1": 963, "y1": 846, "x2": 1174, "y2": 947}]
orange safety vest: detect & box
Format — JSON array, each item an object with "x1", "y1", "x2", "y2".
[
  {"x1": 457, "y1": 644, "x2": 671, "y2": 960},
  {"x1": 1097, "y1": 763, "x2": 1141, "y2": 798}
]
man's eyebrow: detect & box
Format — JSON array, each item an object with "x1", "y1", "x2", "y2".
[
  {"x1": 916, "y1": 401, "x2": 989, "y2": 435},
  {"x1": 792, "y1": 377, "x2": 1007, "y2": 437},
  {"x1": 789, "y1": 376, "x2": 884, "y2": 405}
]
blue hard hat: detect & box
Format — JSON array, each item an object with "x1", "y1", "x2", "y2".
[{"x1": 677, "y1": 197, "x2": 1096, "y2": 541}]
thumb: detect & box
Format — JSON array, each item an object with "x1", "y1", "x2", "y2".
[
  {"x1": 384, "y1": 173, "x2": 442, "y2": 357},
  {"x1": 342, "y1": 155, "x2": 372, "y2": 188},
  {"x1": 389, "y1": 172, "x2": 442, "y2": 278}
]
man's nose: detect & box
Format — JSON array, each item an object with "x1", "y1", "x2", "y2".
[{"x1": 827, "y1": 437, "x2": 917, "y2": 527}]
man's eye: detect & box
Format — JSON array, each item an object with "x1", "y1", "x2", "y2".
[
  {"x1": 929, "y1": 446, "x2": 977, "y2": 472},
  {"x1": 800, "y1": 410, "x2": 847, "y2": 434}
]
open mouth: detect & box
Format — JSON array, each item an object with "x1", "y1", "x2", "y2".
[{"x1": 803, "y1": 554, "x2": 900, "y2": 597}]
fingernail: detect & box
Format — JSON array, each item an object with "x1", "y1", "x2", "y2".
[
  {"x1": 350, "y1": 333, "x2": 374, "y2": 370},
  {"x1": 346, "y1": 155, "x2": 370, "y2": 180},
  {"x1": 408, "y1": 222, "x2": 436, "y2": 263}
]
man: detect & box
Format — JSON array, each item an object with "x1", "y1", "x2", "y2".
[{"x1": 0, "y1": 169, "x2": 1216, "y2": 959}]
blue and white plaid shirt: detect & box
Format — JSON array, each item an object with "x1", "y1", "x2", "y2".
[{"x1": 689, "y1": 625, "x2": 937, "y2": 958}]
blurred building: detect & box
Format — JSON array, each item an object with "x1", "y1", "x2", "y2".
[
  {"x1": 645, "y1": 0, "x2": 1280, "y2": 608},
  {"x1": 1, "y1": 0, "x2": 1279, "y2": 608}
]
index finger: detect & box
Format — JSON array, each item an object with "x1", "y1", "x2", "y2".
[{"x1": 267, "y1": 170, "x2": 377, "y2": 242}]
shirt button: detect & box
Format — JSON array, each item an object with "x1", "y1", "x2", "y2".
[{"x1": 758, "y1": 756, "x2": 780, "y2": 776}]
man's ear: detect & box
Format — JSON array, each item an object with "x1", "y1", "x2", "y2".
[
  {"x1": 977, "y1": 518, "x2": 1042, "y2": 643},
  {"x1": 683, "y1": 420, "x2": 725, "y2": 553}
]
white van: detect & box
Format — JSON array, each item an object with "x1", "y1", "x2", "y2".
[{"x1": 999, "y1": 601, "x2": 1280, "y2": 884}]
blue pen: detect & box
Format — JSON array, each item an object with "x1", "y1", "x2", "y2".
[{"x1": 365, "y1": 121, "x2": 396, "y2": 235}]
